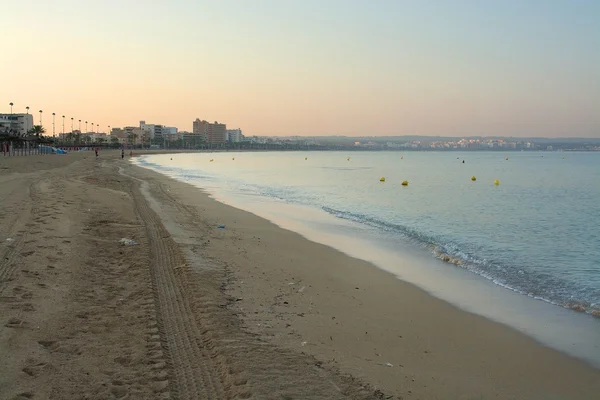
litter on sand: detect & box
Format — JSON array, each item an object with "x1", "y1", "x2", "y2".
[
  {"x1": 217, "y1": 225, "x2": 225, "y2": 229},
  {"x1": 5, "y1": 238, "x2": 14, "y2": 242},
  {"x1": 119, "y1": 238, "x2": 137, "y2": 246},
  {"x1": 377, "y1": 362, "x2": 394, "y2": 367}
]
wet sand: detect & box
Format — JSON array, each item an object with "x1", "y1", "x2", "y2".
[{"x1": 1, "y1": 150, "x2": 599, "y2": 399}]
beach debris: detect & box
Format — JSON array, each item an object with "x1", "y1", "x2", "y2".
[
  {"x1": 298, "y1": 286, "x2": 306, "y2": 293},
  {"x1": 377, "y1": 362, "x2": 394, "y2": 367},
  {"x1": 567, "y1": 303, "x2": 586, "y2": 312},
  {"x1": 288, "y1": 282, "x2": 295, "y2": 285},
  {"x1": 301, "y1": 341, "x2": 308, "y2": 346},
  {"x1": 217, "y1": 225, "x2": 225, "y2": 229},
  {"x1": 5, "y1": 238, "x2": 14, "y2": 242},
  {"x1": 119, "y1": 238, "x2": 137, "y2": 246}
]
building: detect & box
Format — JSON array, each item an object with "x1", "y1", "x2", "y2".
[
  {"x1": 226, "y1": 129, "x2": 243, "y2": 143},
  {"x1": 192, "y1": 118, "x2": 209, "y2": 140},
  {"x1": 162, "y1": 126, "x2": 178, "y2": 142},
  {"x1": 140, "y1": 121, "x2": 163, "y2": 141},
  {"x1": 193, "y1": 118, "x2": 226, "y2": 145},
  {"x1": 207, "y1": 122, "x2": 226, "y2": 145},
  {"x1": 0, "y1": 113, "x2": 34, "y2": 136}
]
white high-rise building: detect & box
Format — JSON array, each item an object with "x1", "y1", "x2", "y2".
[
  {"x1": 226, "y1": 129, "x2": 243, "y2": 143},
  {"x1": 0, "y1": 113, "x2": 34, "y2": 136}
]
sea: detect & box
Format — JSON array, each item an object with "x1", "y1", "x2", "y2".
[{"x1": 135, "y1": 151, "x2": 600, "y2": 367}]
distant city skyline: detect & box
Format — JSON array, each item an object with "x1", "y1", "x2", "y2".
[{"x1": 4, "y1": 1, "x2": 599, "y2": 137}]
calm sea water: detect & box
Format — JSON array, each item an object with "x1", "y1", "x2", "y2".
[{"x1": 138, "y1": 151, "x2": 600, "y2": 314}]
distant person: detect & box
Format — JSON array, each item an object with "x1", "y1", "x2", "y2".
[
  {"x1": 121, "y1": 149, "x2": 125, "y2": 159},
  {"x1": 462, "y1": 160, "x2": 465, "y2": 163},
  {"x1": 129, "y1": 151, "x2": 133, "y2": 157},
  {"x1": 95, "y1": 148, "x2": 99, "y2": 158}
]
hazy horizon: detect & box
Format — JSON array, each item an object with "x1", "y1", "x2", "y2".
[{"x1": 5, "y1": 1, "x2": 600, "y2": 137}]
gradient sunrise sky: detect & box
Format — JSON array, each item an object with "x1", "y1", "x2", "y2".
[{"x1": 4, "y1": 0, "x2": 599, "y2": 137}]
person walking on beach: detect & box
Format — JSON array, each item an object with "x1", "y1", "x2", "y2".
[
  {"x1": 95, "y1": 148, "x2": 99, "y2": 158},
  {"x1": 121, "y1": 149, "x2": 125, "y2": 159}
]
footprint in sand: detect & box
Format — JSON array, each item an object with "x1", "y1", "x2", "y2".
[
  {"x1": 5, "y1": 317, "x2": 26, "y2": 328},
  {"x1": 22, "y1": 362, "x2": 51, "y2": 377}
]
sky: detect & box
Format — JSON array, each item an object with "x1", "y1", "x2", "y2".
[{"x1": 3, "y1": 0, "x2": 600, "y2": 137}]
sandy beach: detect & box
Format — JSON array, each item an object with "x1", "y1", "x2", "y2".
[{"x1": 1, "y1": 151, "x2": 599, "y2": 400}]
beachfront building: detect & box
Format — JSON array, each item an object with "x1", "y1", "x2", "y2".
[
  {"x1": 110, "y1": 128, "x2": 127, "y2": 145},
  {"x1": 0, "y1": 113, "x2": 34, "y2": 136},
  {"x1": 139, "y1": 121, "x2": 177, "y2": 145},
  {"x1": 193, "y1": 118, "x2": 226, "y2": 145},
  {"x1": 140, "y1": 121, "x2": 163, "y2": 141},
  {"x1": 226, "y1": 128, "x2": 243, "y2": 143},
  {"x1": 192, "y1": 118, "x2": 209, "y2": 140},
  {"x1": 207, "y1": 122, "x2": 226, "y2": 145}
]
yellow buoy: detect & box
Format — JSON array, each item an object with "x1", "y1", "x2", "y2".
[
  {"x1": 210, "y1": 159, "x2": 214, "y2": 162},
  {"x1": 471, "y1": 176, "x2": 476, "y2": 181},
  {"x1": 347, "y1": 157, "x2": 350, "y2": 161},
  {"x1": 305, "y1": 157, "x2": 308, "y2": 160},
  {"x1": 562, "y1": 156, "x2": 565, "y2": 159},
  {"x1": 401, "y1": 180, "x2": 408, "y2": 186},
  {"x1": 506, "y1": 157, "x2": 508, "y2": 160},
  {"x1": 494, "y1": 179, "x2": 500, "y2": 185},
  {"x1": 232, "y1": 157, "x2": 235, "y2": 160},
  {"x1": 380, "y1": 177, "x2": 386, "y2": 182}
]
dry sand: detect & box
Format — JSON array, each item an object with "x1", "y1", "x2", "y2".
[{"x1": 1, "y1": 150, "x2": 599, "y2": 400}]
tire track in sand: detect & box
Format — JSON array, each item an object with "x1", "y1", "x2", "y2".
[{"x1": 126, "y1": 169, "x2": 230, "y2": 400}]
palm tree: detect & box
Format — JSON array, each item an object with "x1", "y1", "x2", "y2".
[{"x1": 28, "y1": 125, "x2": 46, "y2": 138}]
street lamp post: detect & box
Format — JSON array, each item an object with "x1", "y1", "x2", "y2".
[
  {"x1": 78, "y1": 120, "x2": 81, "y2": 133},
  {"x1": 9, "y1": 102, "x2": 13, "y2": 114},
  {"x1": 39, "y1": 110, "x2": 43, "y2": 126},
  {"x1": 85, "y1": 121, "x2": 88, "y2": 134},
  {"x1": 92, "y1": 122, "x2": 94, "y2": 134},
  {"x1": 52, "y1": 112, "x2": 55, "y2": 138},
  {"x1": 71, "y1": 117, "x2": 74, "y2": 133},
  {"x1": 62, "y1": 115, "x2": 65, "y2": 136}
]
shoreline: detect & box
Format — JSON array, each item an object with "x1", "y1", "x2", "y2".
[
  {"x1": 1, "y1": 152, "x2": 599, "y2": 399},
  {"x1": 134, "y1": 152, "x2": 600, "y2": 369},
  {"x1": 131, "y1": 156, "x2": 600, "y2": 399}
]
